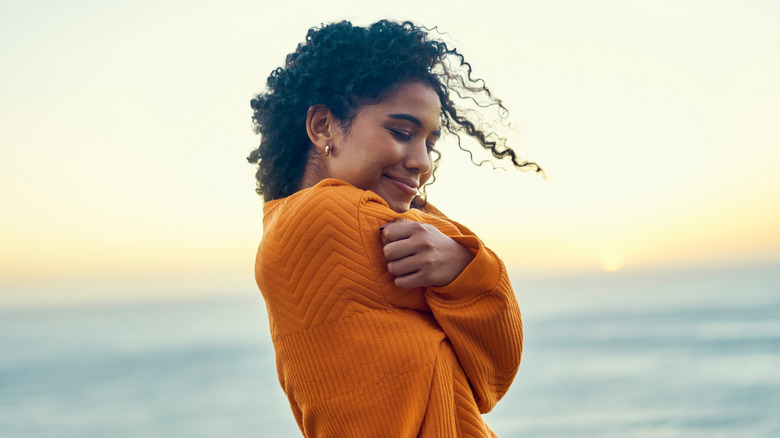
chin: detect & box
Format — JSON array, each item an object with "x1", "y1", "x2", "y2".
[
  {"x1": 388, "y1": 200, "x2": 411, "y2": 213},
  {"x1": 375, "y1": 191, "x2": 411, "y2": 213}
]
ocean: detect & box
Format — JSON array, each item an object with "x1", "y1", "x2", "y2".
[{"x1": 1, "y1": 263, "x2": 778, "y2": 437}]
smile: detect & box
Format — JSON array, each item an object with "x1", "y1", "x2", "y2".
[{"x1": 383, "y1": 174, "x2": 418, "y2": 198}]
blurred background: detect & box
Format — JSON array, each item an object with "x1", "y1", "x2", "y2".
[{"x1": 1, "y1": 0, "x2": 778, "y2": 436}]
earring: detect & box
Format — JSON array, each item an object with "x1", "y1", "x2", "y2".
[{"x1": 324, "y1": 144, "x2": 331, "y2": 156}]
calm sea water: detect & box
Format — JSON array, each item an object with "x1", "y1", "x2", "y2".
[{"x1": 1, "y1": 264, "x2": 778, "y2": 437}]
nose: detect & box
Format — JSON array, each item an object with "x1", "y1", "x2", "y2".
[{"x1": 404, "y1": 140, "x2": 433, "y2": 176}]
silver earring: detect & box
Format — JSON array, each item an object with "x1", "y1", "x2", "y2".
[{"x1": 324, "y1": 144, "x2": 331, "y2": 156}]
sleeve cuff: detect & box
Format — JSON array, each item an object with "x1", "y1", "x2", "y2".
[{"x1": 427, "y1": 235, "x2": 501, "y2": 304}]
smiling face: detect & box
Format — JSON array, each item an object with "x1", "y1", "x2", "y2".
[{"x1": 322, "y1": 81, "x2": 442, "y2": 212}]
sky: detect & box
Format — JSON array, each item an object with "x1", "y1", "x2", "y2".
[{"x1": 1, "y1": 0, "x2": 779, "y2": 307}]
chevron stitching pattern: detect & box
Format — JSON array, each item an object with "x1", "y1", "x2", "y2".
[
  {"x1": 258, "y1": 186, "x2": 389, "y2": 336},
  {"x1": 255, "y1": 180, "x2": 522, "y2": 436}
]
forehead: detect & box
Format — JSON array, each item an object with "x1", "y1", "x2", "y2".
[{"x1": 361, "y1": 82, "x2": 442, "y2": 127}]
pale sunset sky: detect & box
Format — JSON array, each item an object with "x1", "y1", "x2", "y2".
[{"x1": 1, "y1": 0, "x2": 778, "y2": 307}]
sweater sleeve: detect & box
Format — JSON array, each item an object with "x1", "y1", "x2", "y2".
[
  {"x1": 360, "y1": 196, "x2": 523, "y2": 414},
  {"x1": 425, "y1": 231, "x2": 523, "y2": 414}
]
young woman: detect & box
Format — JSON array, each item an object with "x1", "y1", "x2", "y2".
[{"x1": 248, "y1": 20, "x2": 540, "y2": 437}]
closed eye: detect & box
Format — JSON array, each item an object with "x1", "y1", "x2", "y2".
[{"x1": 389, "y1": 129, "x2": 412, "y2": 141}]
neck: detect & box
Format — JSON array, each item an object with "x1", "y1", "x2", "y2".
[{"x1": 297, "y1": 147, "x2": 327, "y2": 192}]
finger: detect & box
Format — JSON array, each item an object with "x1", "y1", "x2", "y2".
[
  {"x1": 386, "y1": 254, "x2": 421, "y2": 276},
  {"x1": 382, "y1": 239, "x2": 418, "y2": 262},
  {"x1": 393, "y1": 271, "x2": 429, "y2": 289},
  {"x1": 380, "y1": 219, "x2": 420, "y2": 245},
  {"x1": 380, "y1": 219, "x2": 410, "y2": 245}
]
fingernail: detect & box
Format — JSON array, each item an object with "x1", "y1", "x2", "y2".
[{"x1": 379, "y1": 226, "x2": 385, "y2": 231}]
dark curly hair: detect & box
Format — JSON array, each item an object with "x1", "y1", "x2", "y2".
[{"x1": 248, "y1": 19, "x2": 541, "y2": 203}]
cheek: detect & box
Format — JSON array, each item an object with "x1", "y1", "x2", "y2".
[{"x1": 363, "y1": 141, "x2": 403, "y2": 168}]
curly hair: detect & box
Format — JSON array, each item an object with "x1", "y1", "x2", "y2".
[{"x1": 247, "y1": 19, "x2": 541, "y2": 203}]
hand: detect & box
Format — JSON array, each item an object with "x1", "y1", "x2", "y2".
[{"x1": 380, "y1": 219, "x2": 475, "y2": 289}]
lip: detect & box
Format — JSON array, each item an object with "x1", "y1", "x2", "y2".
[{"x1": 383, "y1": 174, "x2": 419, "y2": 198}]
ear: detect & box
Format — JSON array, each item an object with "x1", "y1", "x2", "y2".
[{"x1": 306, "y1": 105, "x2": 337, "y2": 154}]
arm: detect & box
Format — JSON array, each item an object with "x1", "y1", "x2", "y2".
[
  {"x1": 380, "y1": 220, "x2": 523, "y2": 413},
  {"x1": 426, "y1": 236, "x2": 522, "y2": 413}
]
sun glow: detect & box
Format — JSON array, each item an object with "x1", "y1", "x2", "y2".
[
  {"x1": 1, "y1": 1, "x2": 779, "y2": 307},
  {"x1": 601, "y1": 252, "x2": 624, "y2": 272}
]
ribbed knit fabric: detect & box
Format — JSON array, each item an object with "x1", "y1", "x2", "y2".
[{"x1": 255, "y1": 179, "x2": 523, "y2": 437}]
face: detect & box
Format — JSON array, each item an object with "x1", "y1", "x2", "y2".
[{"x1": 325, "y1": 81, "x2": 441, "y2": 212}]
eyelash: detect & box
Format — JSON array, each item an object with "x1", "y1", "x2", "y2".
[
  {"x1": 389, "y1": 129, "x2": 412, "y2": 141},
  {"x1": 389, "y1": 129, "x2": 436, "y2": 152}
]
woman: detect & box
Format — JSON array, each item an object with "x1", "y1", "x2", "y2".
[{"x1": 248, "y1": 20, "x2": 540, "y2": 437}]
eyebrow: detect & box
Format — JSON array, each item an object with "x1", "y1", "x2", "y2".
[{"x1": 387, "y1": 113, "x2": 441, "y2": 137}]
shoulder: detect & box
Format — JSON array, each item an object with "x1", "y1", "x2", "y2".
[
  {"x1": 262, "y1": 178, "x2": 469, "y2": 238},
  {"x1": 257, "y1": 180, "x2": 376, "y2": 284},
  {"x1": 261, "y1": 179, "x2": 397, "y2": 241},
  {"x1": 263, "y1": 179, "x2": 366, "y2": 223}
]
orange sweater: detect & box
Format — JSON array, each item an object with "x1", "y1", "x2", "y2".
[{"x1": 255, "y1": 179, "x2": 522, "y2": 437}]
